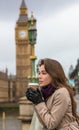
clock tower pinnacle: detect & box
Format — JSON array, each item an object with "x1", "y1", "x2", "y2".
[{"x1": 15, "y1": 0, "x2": 31, "y2": 97}]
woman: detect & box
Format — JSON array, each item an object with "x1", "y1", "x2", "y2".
[{"x1": 26, "y1": 58, "x2": 79, "y2": 130}]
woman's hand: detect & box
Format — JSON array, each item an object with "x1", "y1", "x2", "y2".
[{"x1": 25, "y1": 88, "x2": 43, "y2": 105}]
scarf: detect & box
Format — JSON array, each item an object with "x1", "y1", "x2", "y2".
[{"x1": 41, "y1": 84, "x2": 56, "y2": 101}]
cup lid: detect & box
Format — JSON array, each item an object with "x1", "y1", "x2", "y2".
[{"x1": 28, "y1": 83, "x2": 39, "y2": 86}]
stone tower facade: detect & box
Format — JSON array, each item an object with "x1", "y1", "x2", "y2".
[{"x1": 15, "y1": 0, "x2": 31, "y2": 98}]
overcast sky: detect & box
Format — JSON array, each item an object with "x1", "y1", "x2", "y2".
[{"x1": 0, "y1": 0, "x2": 79, "y2": 77}]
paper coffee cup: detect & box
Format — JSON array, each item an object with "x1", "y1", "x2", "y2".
[{"x1": 28, "y1": 83, "x2": 39, "y2": 90}]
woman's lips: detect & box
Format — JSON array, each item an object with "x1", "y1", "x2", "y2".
[{"x1": 39, "y1": 81, "x2": 43, "y2": 84}]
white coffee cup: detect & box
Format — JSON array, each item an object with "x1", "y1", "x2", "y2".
[{"x1": 28, "y1": 82, "x2": 39, "y2": 90}]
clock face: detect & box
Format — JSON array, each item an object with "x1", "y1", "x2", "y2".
[{"x1": 18, "y1": 30, "x2": 28, "y2": 39}]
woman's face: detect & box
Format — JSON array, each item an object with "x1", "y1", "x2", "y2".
[{"x1": 38, "y1": 65, "x2": 52, "y2": 87}]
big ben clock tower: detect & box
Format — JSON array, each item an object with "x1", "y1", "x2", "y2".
[{"x1": 15, "y1": 0, "x2": 31, "y2": 97}]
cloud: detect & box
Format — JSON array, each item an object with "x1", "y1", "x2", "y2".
[
  {"x1": 0, "y1": 21, "x2": 16, "y2": 74},
  {"x1": 35, "y1": 3, "x2": 79, "y2": 76},
  {"x1": 0, "y1": 0, "x2": 79, "y2": 76}
]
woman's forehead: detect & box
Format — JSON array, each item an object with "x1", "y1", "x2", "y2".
[{"x1": 39, "y1": 65, "x2": 45, "y2": 71}]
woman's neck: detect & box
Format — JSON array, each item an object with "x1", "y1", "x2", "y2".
[{"x1": 41, "y1": 84, "x2": 56, "y2": 101}]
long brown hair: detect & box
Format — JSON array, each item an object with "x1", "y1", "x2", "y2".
[{"x1": 38, "y1": 58, "x2": 79, "y2": 123}]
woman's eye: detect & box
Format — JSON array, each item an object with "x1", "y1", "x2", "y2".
[
  {"x1": 38, "y1": 71, "x2": 47, "y2": 75},
  {"x1": 42, "y1": 72, "x2": 47, "y2": 74}
]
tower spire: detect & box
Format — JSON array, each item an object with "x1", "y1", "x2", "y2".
[
  {"x1": 20, "y1": 0, "x2": 27, "y2": 9},
  {"x1": 17, "y1": 0, "x2": 28, "y2": 24}
]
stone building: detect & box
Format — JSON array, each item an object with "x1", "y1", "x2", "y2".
[
  {"x1": 69, "y1": 59, "x2": 79, "y2": 94},
  {"x1": 0, "y1": 0, "x2": 36, "y2": 103},
  {"x1": 0, "y1": 69, "x2": 16, "y2": 102},
  {"x1": 15, "y1": 0, "x2": 32, "y2": 98},
  {"x1": 0, "y1": 69, "x2": 8, "y2": 102}
]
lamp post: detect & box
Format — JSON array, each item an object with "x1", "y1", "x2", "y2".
[
  {"x1": 28, "y1": 12, "x2": 38, "y2": 84},
  {"x1": 2, "y1": 112, "x2": 6, "y2": 130}
]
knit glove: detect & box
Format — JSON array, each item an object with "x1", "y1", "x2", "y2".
[{"x1": 26, "y1": 88, "x2": 43, "y2": 105}]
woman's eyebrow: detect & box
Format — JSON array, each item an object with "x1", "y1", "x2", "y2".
[
  {"x1": 41, "y1": 70, "x2": 46, "y2": 73},
  {"x1": 38, "y1": 70, "x2": 45, "y2": 73}
]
